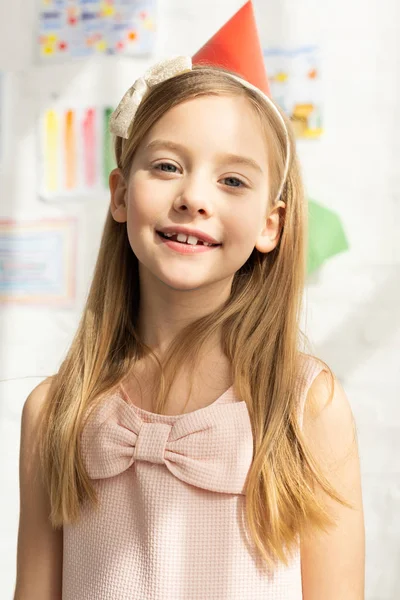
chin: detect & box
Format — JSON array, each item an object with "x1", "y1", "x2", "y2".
[{"x1": 157, "y1": 274, "x2": 207, "y2": 292}]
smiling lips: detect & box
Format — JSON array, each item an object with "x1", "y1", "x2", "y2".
[
  {"x1": 159, "y1": 231, "x2": 216, "y2": 247},
  {"x1": 157, "y1": 225, "x2": 221, "y2": 246},
  {"x1": 157, "y1": 231, "x2": 220, "y2": 254}
]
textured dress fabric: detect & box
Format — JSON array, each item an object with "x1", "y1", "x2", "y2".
[{"x1": 62, "y1": 354, "x2": 327, "y2": 600}]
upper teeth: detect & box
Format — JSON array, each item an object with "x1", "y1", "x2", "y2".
[{"x1": 163, "y1": 232, "x2": 214, "y2": 246}]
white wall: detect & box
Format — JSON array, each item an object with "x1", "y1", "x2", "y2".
[{"x1": 0, "y1": 1, "x2": 399, "y2": 598}]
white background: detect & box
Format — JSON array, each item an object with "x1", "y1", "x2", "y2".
[{"x1": 0, "y1": 0, "x2": 399, "y2": 598}]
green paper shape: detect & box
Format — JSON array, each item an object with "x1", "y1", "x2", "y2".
[
  {"x1": 103, "y1": 107, "x2": 117, "y2": 188},
  {"x1": 307, "y1": 199, "x2": 349, "y2": 275}
]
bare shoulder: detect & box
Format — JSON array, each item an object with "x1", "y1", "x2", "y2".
[
  {"x1": 15, "y1": 376, "x2": 63, "y2": 600},
  {"x1": 300, "y1": 367, "x2": 365, "y2": 599},
  {"x1": 22, "y1": 377, "x2": 54, "y2": 425},
  {"x1": 304, "y1": 366, "x2": 356, "y2": 443},
  {"x1": 19, "y1": 377, "x2": 55, "y2": 492}
]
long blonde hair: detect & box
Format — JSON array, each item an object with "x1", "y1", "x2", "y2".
[{"x1": 39, "y1": 65, "x2": 348, "y2": 569}]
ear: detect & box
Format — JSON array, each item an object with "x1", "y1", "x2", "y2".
[
  {"x1": 109, "y1": 168, "x2": 128, "y2": 223},
  {"x1": 255, "y1": 201, "x2": 286, "y2": 253}
]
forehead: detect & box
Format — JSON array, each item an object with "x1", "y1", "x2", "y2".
[{"x1": 140, "y1": 94, "x2": 269, "y2": 167}]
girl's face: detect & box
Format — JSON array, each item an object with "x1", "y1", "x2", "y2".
[{"x1": 111, "y1": 94, "x2": 284, "y2": 293}]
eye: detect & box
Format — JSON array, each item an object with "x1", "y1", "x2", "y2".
[
  {"x1": 154, "y1": 162, "x2": 179, "y2": 173},
  {"x1": 222, "y1": 176, "x2": 246, "y2": 188}
]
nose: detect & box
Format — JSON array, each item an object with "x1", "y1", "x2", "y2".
[{"x1": 173, "y1": 173, "x2": 214, "y2": 217}]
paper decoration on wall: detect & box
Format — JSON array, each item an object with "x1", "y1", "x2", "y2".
[
  {"x1": 38, "y1": 105, "x2": 116, "y2": 199},
  {"x1": 307, "y1": 199, "x2": 349, "y2": 274},
  {"x1": 38, "y1": 0, "x2": 157, "y2": 61},
  {"x1": 264, "y1": 46, "x2": 323, "y2": 139},
  {"x1": 0, "y1": 72, "x2": 3, "y2": 164},
  {"x1": 0, "y1": 219, "x2": 77, "y2": 306}
]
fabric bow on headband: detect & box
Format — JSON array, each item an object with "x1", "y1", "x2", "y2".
[{"x1": 109, "y1": 56, "x2": 193, "y2": 139}]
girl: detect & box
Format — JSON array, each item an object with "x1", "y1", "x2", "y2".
[{"x1": 14, "y1": 3, "x2": 364, "y2": 599}]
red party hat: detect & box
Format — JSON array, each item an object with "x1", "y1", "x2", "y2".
[{"x1": 192, "y1": 1, "x2": 270, "y2": 97}]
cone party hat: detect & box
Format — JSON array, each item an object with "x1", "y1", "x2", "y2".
[{"x1": 192, "y1": 1, "x2": 270, "y2": 97}]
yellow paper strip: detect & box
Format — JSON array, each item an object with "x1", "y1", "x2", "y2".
[{"x1": 45, "y1": 110, "x2": 58, "y2": 192}]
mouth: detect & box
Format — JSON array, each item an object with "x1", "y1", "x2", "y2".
[
  {"x1": 156, "y1": 231, "x2": 221, "y2": 247},
  {"x1": 156, "y1": 230, "x2": 221, "y2": 254}
]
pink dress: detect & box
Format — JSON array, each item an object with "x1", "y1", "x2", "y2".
[{"x1": 62, "y1": 354, "x2": 326, "y2": 599}]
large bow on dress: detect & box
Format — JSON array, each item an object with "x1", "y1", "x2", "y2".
[{"x1": 81, "y1": 394, "x2": 253, "y2": 495}]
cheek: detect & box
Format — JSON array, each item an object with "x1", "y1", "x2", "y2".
[
  {"x1": 126, "y1": 179, "x2": 157, "y2": 225},
  {"x1": 225, "y1": 207, "x2": 263, "y2": 247},
  {"x1": 124, "y1": 184, "x2": 153, "y2": 261}
]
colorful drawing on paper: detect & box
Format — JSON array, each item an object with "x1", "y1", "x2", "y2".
[
  {"x1": 0, "y1": 219, "x2": 77, "y2": 306},
  {"x1": 38, "y1": 0, "x2": 157, "y2": 61},
  {"x1": 39, "y1": 105, "x2": 116, "y2": 198},
  {"x1": 264, "y1": 46, "x2": 323, "y2": 139}
]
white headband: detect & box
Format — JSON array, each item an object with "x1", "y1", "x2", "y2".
[{"x1": 109, "y1": 55, "x2": 290, "y2": 201}]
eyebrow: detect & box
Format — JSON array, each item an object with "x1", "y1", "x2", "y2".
[{"x1": 144, "y1": 139, "x2": 264, "y2": 174}]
